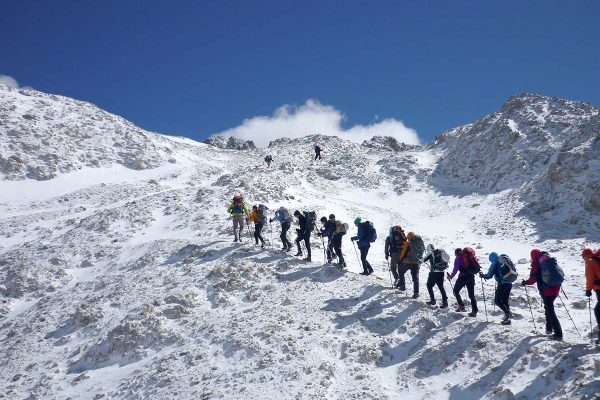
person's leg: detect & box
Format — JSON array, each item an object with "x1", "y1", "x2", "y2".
[
  {"x1": 233, "y1": 216, "x2": 240, "y2": 241},
  {"x1": 501, "y1": 284, "x2": 512, "y2": 316},
  {"x1": 333, "y1": 235, "x2": 345, "y2": 264},
  {"x1": 304, "y1": 233, "x2": 311, "y2": 259},
  {"x1": 253, "y1": 224, "x2": 260, "y2": 244},
  {"x1": 426, "y1": 272, "x2": 436, "y2": 302},
  {"x1": 257, "y1": 223, "x2": 265, "y2": 245},
  {"x1": 543, "y1": 295, "x2": 562, "y2": 338},
  {"x1": 411, "y1": 265, "x2": 419, "y2": 295},
  {"x1": 282, "y1": 223, "x2": 292, "y2": 249},
  {"x1": 295, "y1": 232, "x2": 303, "y2": 255},
  {"x1": 466, "y1": 274, "x2": 478, "y2": 313},
  {"x1": 364, "y1": 245, "x2": 373, "y2": 273},
  {"x1": 453, "y1": 276, "x2": 466, "y2": 307},
  {"x1": 389, "y1": 252, "x2": 400, "y2": 280},
  {"x1": 360, "y1": 247, "x2": 369, "y2": 273},
  {"x1": 436, "y1": 273, "x2": 448, "y2": 303},
  {"x1": 398, "y1": 264, "x2": 408, "y2": 290}
]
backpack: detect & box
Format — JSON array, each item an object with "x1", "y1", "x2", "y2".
[
  {"x1": 264, "y1": 156, "x2": 270, "y2": 162},
  {"x1": 461, "y1": 247, "x2": 481, "y2": 274},
  {"x1": 365, "y1": 221, "x2": 377, "y2": 242},
  {"x1": 231, "y1": 196, "x2": 244, "y2": 214},
  {"x1": 279, "y1": 208, "x2": 293, "y2": 223},
  {"x1": 540, "y1": 256, "x2": 565, "y2": 286},
  {"x1": 406, "y1": 235, "x2": 425, "y2": 263},
  {"x1": 498, "y1": 254, "x2": 518, "y2": 282},
  {"x1": 431, "y1": 248, "x2": 449, "y2": 271},
  {"x1": 256, "y1": 204, "x2": 268, "y2": 224},
  {"x1": 304, "y1": 211, "x2": 317, "y2": 232},
  {"x1": 389, "y1": 226, "x2": 406, "y2": 250},
  {"x1": 335, "y1": 220, "x2": 348, "y2": 234}
]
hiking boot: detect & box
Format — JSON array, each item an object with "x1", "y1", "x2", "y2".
[
  {"x1": 303, "y1": 256, "x2": 311, "y2": 262},
  {"x1": 502, "y1": 313, "x2": 512, "y2": 322},
  {"x1": 239, "y1": 237, "x2": 243, "y2": 242},
  {"x1": 327, "y1": 258, "x2": 333, "y2": 264},
  {"x1": 500, "y1": 319, "x2": 511, "y2": 325},
  {"x1": 426, "y1": 299, "x2": 436, "y2": 306},
  {"x1": 295, "y1": 251, "x2": 303, "y2": 257},
  {"x1": 360, "y1": 271, "x2": 370, "y2": 276},
  {"x1": 398, "y1": 286, "x2": 406, "y2": 292},
  {"x1": 455, "y1": 305, "x2": 466, "y2": 312},
  {"x1": 393, "y1": 279, "x2": 400, "y2": 287},
  {"x1": 468, "y1": 311, "x2": 477, "y2": 318},
  {"x1": 440, "y1": 301, "x2": 448, "y2": 309},
  {"x1": 234, "y1": 238, "x2": 239, "y2": 242},
  {"x1": 412, "y1": 293, "x2": 419, "y2": 299},
  {"x1": 368, "y1": 268, "x2": 374, "y2": 274},
  {"x1": 595, "y1": 338, "x2": 600, "y2": 345},
  {"x1": 261, "y1": 243, "x2": 265, "y2": 249},
  {"x1": 338, "y1": 262, "x2": 347, "y2": 269},
  {"x1": 545, "y1": 329, "x2": 553, "y2": 336},
  {"x1": 550, "y1": 335, "x2": 563, "y2": 341}
]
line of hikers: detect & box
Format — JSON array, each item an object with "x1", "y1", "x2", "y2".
[
  {"x1": 227, "y1": 195, "x2": 600, "y2": 344},
  {"x1": 263, "y1": 144, "x2": 323, "y2": 168}
]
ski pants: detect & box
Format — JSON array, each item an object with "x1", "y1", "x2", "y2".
[
  {"x1": 359, "y1": 245, "x2": 372, "y2": 273},
  {"x1": 280, "y1": 222, "x2": 292, "y2": 249},
  {"x1": 296, "y1": 230, "x2": 311, "y2": 257},
  {"x1": 494, "y1": 283, "x2": 512, "y2": 315},
  {"x1": 331, "y1": 233, "x2": 345, "y2": 263},
  {"x1": 254, "y1": 223, "x2": 265, "y2": 245},
  {"x1": 542, "y1": 295, "x2": 562, "y2": 337},
  {"x1": 315, "y1": 152, "x2": 321, "y2": 160},
  {"x1": 389, "y1": 251, "x2": 401, "y2": 280},
  {"x1": 453, "y1": 274, "x2": 478, "y2": 313},
  {"x1": 426, "y1": 272, "x2": 447, "y2": 302},
  {"x1": 399, "y1": 263, "x2": 419, "y2": 293},
  {"x1": 595, "y1": 291, "x2": 600, "y2": 339},
  {"x1": 232, "y1": 215, "x2": 244, "y2": 240},
  {"x1": 325, "y1": 236, "x2": 335, "y2": 260}
]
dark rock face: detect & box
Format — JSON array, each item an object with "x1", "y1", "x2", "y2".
[
  {"x1": 204, "y1": 136, "x2": 256, "y2": 150},
  {"x1": 361, "y1": 136, "x2": 417, "y2": 152}
]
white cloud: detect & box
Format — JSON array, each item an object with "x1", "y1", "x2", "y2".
[
  {"x1": 0, "y1": 74, "x2": 33, "y2": 90},
  {"x1": 212, "y1": 99, "x2": 421, "y2": 147}
]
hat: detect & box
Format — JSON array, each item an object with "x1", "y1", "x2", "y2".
[
  {"x1": 294, "y1": 210, "x2": 300, "y2": 216},
  {"x1": 530, "y1": 249, "x2": 541, "y2": 261},
  {"x1": 582, "y1": 248, "x2": 593, "y2": 258},
  {"x1": 354, "y1": 217, "x2": 362, "y2": 226},
  {"x1": 320, "y1": 216, "x2": 327, "y2": 223},
  {"x1": 488, "y1": 252, "x2": 499, "y2": 263},
  {"x1": 454, "y1": 248, "x2": 463, "y2": 256},
  {"x1": 329, "y1": 214, "x2": 335, "y2": 220}
]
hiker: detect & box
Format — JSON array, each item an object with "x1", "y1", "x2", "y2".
[
  {"x1": 270, "y1": 206, "x2": 293, "y2": 251},
  {"x1": 294, "y1": 210, "x2": 314, "y2": 261},
  {"x1": 447, "y1": 247, "x2": 480, "y2": 317},
  {"x1": 318, "y1": 215, "x2": 337, "y2": 263},
  {"x1": 398, "y1": 232, "x2": 425, "y2": 298},
  {"x1": 351, "y1": 217, "x2": 375, "y2": 275},
  {"x1": 582, "y1": 248, "x2": 600, "y2": 344},
  {"x1": 264, "y1": 155, "x2": 273, "y2": 168},
  {"x1": 385, "y1": 226, "x2": 407, "y2": 288},
  {"x1": 480, "y1": 252, "x2": 515, "y2": 324},
  {"x1": 314, "y1": 145, "x2": 322, "y2": 161},
  {"x1": 247, "y1": 205, "x2": 267, "y2": 248},
  {"x1": 227, "y1": 194, "x2": 250, "y2": 242},
  {"x1": 330, "y1": 216, "x2": 348, "y2": 269},
  {"x1": 521, "y1": 249, "x2": 563, "y2": 341},
  {"x1": 422, "y1": 244, "x2": 449, "y2": 308}
]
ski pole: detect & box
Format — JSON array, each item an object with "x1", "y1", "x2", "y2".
[
  {"x1": 558, "y1": 294, "x2": 581, "y2": 337},
  {"x1": 480, "y1": 276, "x2": 489, "y2": 322},
  {"x1": 352, "y1": 241, "x2": 362, "y2": 270},
  {"x1": 523, "y1": 285, "x2": 538, "y2": 334},
  {"x1": 589, "y1": 298, "x2": 594, "y2": 344}
]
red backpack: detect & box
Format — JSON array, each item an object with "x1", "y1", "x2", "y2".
[{"x1": 461, "y1": 247, "x2": 481, "y2": 274}]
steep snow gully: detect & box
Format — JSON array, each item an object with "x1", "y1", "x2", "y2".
[{"x1": 0, "y1": 85, "x2": 599, "y2": 399}]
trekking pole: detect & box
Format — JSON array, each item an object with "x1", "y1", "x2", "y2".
[
  {"x1": 560, "y1": 286, "x2": 569, "y2": 300},
  {"x1": 558, "y1": 293, "x2": 582, "y2": 337},
  {"x1": 352, "y1": 241, "x2": 361, "y2": 270},
  {"x1": 589, "y1": 298, "x2": 594, "y2": 344},
  {"x1": 245, "y1": 220, "x2": 253, "y2": 242},
  {"x1": 480, "y1": 276, "x2": 489, "y2": 322},
  {"x1": 523, "y1": 285, "x2": 538, "y2": 334}
]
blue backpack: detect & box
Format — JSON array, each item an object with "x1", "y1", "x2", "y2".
[
  {"x1": 540, "y1": 256, "x2": 564, "y2": 286},
  {"x1": 365, "y1": 221, "x2": 377, "y2": 242}
]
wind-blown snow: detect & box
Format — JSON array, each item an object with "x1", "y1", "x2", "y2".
[{"x1": 0, "y1": 86, "x2": 599, "y2": 399}]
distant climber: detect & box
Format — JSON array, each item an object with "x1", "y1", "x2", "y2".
[
  {"x1": 447, "y1": 247, "x2": 480, "y2": 317},
  {"x1": 248, "y1": 204, "x2": 267, "y2": 248},
  {"x1": 264, "y1": 155, "x2": 273, "y2": 168},
  {"x1": 522, "y1": 249, "x2": 563, "y2": 340},
  {"x1": 294, "y1": 210, "x2": 315, "y2": 261},
  {"x1": 480, "y1": 252, "x2": 515, "y2": 324},
  {"x1": 314, "y1": 145, "x2": 322, "y2": 161},
  {"x1": 385, "y1": 226, "x2": 407, "y2": 288},
  {"x1": 227, "y1": 194, "x2": 250, "y2": 242},
  {"x1": 270, "y1": 206, "x2": 293, "y2": 251},
  {"x1": 398, "y1": 232, "x2": 425, "y2": 298},
  {"x1": 582, "y1": 248, "x2": 600, "y2": 345},
  {"x1": 423, "y1": 244, "x2": 449, "y2": 308},
  {"x1": 351, "y1": 217, "x2": 376, "y2": 275}
]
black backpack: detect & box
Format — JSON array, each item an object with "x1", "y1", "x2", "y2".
[
  {"x1": 304, "y1": 211, "x2": 317, "y2": 232},
  {"x1": 431, "y1": 249, "x2": 449, "y2": 271}
]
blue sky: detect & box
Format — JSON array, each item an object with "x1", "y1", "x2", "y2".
[{"x1": 1, "y1": 0, "x2": 599, "y2": 144}]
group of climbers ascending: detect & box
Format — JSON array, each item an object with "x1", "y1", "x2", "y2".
[
  {"x1": 226, "y1": 194, "x2": 600, "y2": 344},
  {"x1": 263, "y1": 144, "x2": 323, "y2": 169}
]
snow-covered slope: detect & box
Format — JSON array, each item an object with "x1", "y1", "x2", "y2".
[
  {"x1": 1, "y1": 86, "x2": 599, "y2": 399},
  {"x1": 430, "y1": 93, "x2": 600, "y2": 238}
]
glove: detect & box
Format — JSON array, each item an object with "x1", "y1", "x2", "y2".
[
  {"x1": 586, "y1": 290, "x2": 592, "y2": 297},
  {"x1": 245, "y1": 218, "x2": 250, "y2": 223},
  {"x1": 385, "y1": 255, "x2": 389, "y2": 260},
  {"x1": 446, "y1": 272, "x2": 451, "y2": 280},
  {"x1": 520, "y1": 279, "x2": 527, "y2": 286},
  {"x1": 478, "y1": 272, "x2": 484, "y2": 278},
  {"x1": 316, "y1": 232, "x2": 322, "y2": 237},
  {"x1": 269, "y1": 218, "x2": 273, "y2": 223}
]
